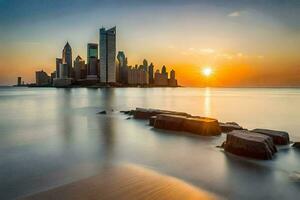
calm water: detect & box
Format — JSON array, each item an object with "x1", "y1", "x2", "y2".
[{"x1": 0, "y1": 87, "x2": 300, "y2": 199}]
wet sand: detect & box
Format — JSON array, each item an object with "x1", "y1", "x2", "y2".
[{"x1": 21, "y1": 164, "x2": 217, "y2": 200}]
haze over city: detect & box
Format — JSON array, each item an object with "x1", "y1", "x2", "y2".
[{"x1": 1, "y1": 0, "x2": 300, "y2": 86}]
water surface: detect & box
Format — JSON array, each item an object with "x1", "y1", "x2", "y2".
[{"x1": 0, "y1": 87, "x2": 299, "y2": 199}]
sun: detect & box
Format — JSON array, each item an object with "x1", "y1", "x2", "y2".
[{"x1": 202, "y1": 67, "x2": 213, "y2": 77}]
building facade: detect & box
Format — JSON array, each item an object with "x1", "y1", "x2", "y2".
[
  {"x1": 62, "y1": 42, "x2": 72, "y2": 78},
  {"x1": 148, "y1": 63, "x2": 154, "y2": 84},
  {"x1": 154, "y1": 66, "x2": 168, "y2": 86},
  {"x1": 168, "y1": 69, "x2": 178, "y2": 87},
  {"x1": 36, "y1": 70, "x2": 50, "y2": 86},
  {"x1": 50, "y1": 71, "x2": 56, "y2": 85},
  {"x1": 59, "y1": 64, "x2": 69, "y2": 78},
  {"x1": 100, "y1": 27, "x2": 116, "y2": 83},
  {"x1": 74, "y1": 55, "x2": 86, "y2": 81},
  {"x1": 56, "y1": 58, "x2": 62, "y2": 78},
  {"x1": 128, "y1": 65, "x2": 148, "y2": 85},
  {"x1": 86, "y1": 43, "x2": 98, "y2": 80},
  {"x1": 117, "y1": 51, "x2": 128, "y2": 84}
]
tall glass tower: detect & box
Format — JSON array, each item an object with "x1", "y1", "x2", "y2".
[
  {"x1": 87, "y1": 43, "x2": 98, "y2": 79},
  {"x1": 62, "y1": 42, "x2": 72, "y2": 78},
  {"x1": 99, "y1": 27, "x2": 116, "y2": 83}
]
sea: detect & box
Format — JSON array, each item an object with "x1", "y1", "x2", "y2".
[{"x1": 0, "y1": 87, "x2": 299, "y2": 199}]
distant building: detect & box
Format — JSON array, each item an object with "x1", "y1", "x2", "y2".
[
  {"x1": 87, "y1": 43, "x2": 98, "y2": 63},
  {"x1": 36, "y1": 70, "x2": 50, "y2": 86},
  {"x1": 62, "y1": 42, "x2": 72, "y2": 78},
  {"x1": 128, "y1": 65, "x2": 148, "y2": 85},
  {"x1": 50, "y1": 71, "x2": 56, "y2": 85},
  {"x1": 74, "y1": 56, "x2": 86, "y2": 81},
  {"x1": 87, "y1": 58, "x2": 99, "y2": 80},
  {"x1": 161, "y1": 65, "x2": 168, "y2": 78},
  {"x1": 53, "y1": 43, "x2": 73, "y2": 87},
  {"x1": 100, "y1": 27, "x2": 116, "y2": 83},
  {"x1": 154, "y1": 66, "x2": 168, "y2": 86},
  {"x1": 142, "y1": 59, "x2": 148, "y2": 71},
  {"x1": 168, "y1": 69, "x2": 178, "y2": 87},
  {"x1": 59, "y1": 63, "x2": 69, "y2": 78},
  {"x1": 148, "y1": 63, "x2": 154, "y2": 84},
  {"x1": 17, "y1": 77, "x2": 22, "y2": 86},
  {"x1": 53, "y1": 63, "x2": 72, "y2": 86},
  {"x1": 86, "y1": 43, "x2": 98, "y2": 80},
  {"x1": 117, "y1": 51, "x2": 128, "y2": 84},
  {"x1": 56, "y1": 58, "x2": 62, "y2": 78}
]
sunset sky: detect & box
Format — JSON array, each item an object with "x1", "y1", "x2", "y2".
[{"x1": 0, "y1": 0, "x2": 300, "y2": 86}]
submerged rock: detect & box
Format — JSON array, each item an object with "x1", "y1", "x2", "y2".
[
  {"x1": 223, "y1": 130, "x2": 277, "y2": 160},
  {"x1": 149, "y1": 116, "x2": 157, "y2": 126},
  {"x1": 219, "y1": 122, "x2": 244, "y2": 132},
  {"x1": 153, "y1": 114, "x2": 221, "y2": 136},
  {"x1": 292, "y1": 142, "x2": 300, "y2": 148},
  {"x1": 120, "y1": 110, "x2": 134, "y2": 115},
  {"x1": 251, "y1": 129, "x2": 290, "y2": 145},
  {"x1": 154, "y1": 114, "x2": 186, "y2": 131},
  {"x1": 183, "y1": 117, "x2": 221, "y2": 136},
  {"x1": 98, "y1": 110, "x2": 107, "y2": 114},
  {"x1": 133, "y1": 108, "x2": 190, "y2": 119}
]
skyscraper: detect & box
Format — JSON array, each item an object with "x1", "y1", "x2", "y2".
[
  {"x1": 100, "y1": 27, "x2": 116, "y2": 83},
  {"x1": 59, "y1": 64, "x2": 68, "y2": 78},
  {"x1": 143, "y1": 59, "x2": 148, "y2": 71},
  {"x1": 161, "y1": 65, "x2": 168, "y2": 80},
  {"x1": 62, "y1": 42, "x2": 72, "y2": 78},
  {"x1": 161, "y1": 65, "x2": 167, "y2": 74},
  {"x1": 74, "y1": 55, "x2": 85, "y2": 81},
  {"x1": 87, "y1": 43, "x2": 98, "y2": 64},
  {"x1": 170, "y1": 69, "x2": 175, "y2": 80},
  {"x1": 148, "y1": 63, "x2": 154, "y2": 84},
  {"x1": 168, "y1": 69, "x2": 178, "y2": 87},
  {"x1": 56, "y1": 58, "x2": 62, "y2": 78},
  {"x1": 87, "y1": 43, "x2": 98, "y2": 80},
  {"x1": 117, "y1": 51, "x2": 128, "y2": 84}
]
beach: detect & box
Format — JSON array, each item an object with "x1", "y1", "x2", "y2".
[{"x1": 21, "y1": 163, "x2": 216, "y2": 200}]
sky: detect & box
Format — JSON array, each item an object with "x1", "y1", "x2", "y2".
[{"x1": 0, "y1": 0, "x2": 300, "y2": 86}]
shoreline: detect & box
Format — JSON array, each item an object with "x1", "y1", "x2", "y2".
[
  {"x1": 12, "y1": 85, "x2": 182, "y2": 89},
  {"x1": 20, "y1": 164, "x2": 217, "y2": 200},
  {"x1": 8, "y1": 85, "x2": 300, "y2": 89}
]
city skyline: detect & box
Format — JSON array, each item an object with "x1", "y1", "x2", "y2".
[
  {"x1": 30, "y1": 27, "x2": 178, "y2": 88},
  {"x1": 1, "y1": 0, "x2": 300, "y2": 86}
]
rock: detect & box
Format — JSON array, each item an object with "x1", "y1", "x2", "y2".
[
  {"x1": 133, "y1": 108, "x2": 190, "y2": 119},
  {"x1": 153, "y1": 114, "x2": 221, "y2": 136},
  {"x1": 154, "y1": 114, "x2": 186, "y2": 131},
  {"x1": 292, "y1": 142, "x2": 300, "y2": 148},
  {"x1": 98, "y1": 110, "x2": 107, "y2": 114},
  {"x1": 226, "y1": 122, "x2": 239, "y2": 126},
  {"x1": 149, "y1": 116, "x2": 157, "y2": 126},
  {"x1": 183, "y1": 117, "x2": 221, "y2": 136},
  {"x1": 126, "y1": 117, "x2": 131, "y2": 120},
  {"x1": 120, "y1": 110, "x2": 134, "y2": 115},
  {"x1": 219, "y1": 122, "x2": 244, "y2": 132},
  {"x1": 251, "y1": 129, "x2": 290, "y2": 145},
  {"x1": 223, "y1": 130, "x2": 277, "y2": 160}
]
